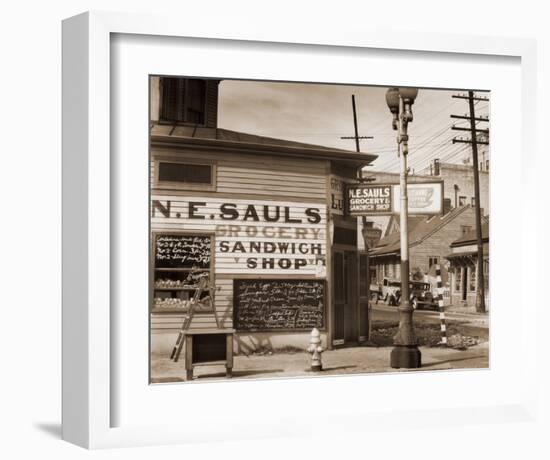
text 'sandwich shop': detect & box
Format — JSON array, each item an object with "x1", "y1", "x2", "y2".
[{"x1": 149, "y1": 131, "x2": 376, "y2": 361}]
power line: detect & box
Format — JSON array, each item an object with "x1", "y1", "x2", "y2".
[{"x1": 372, "y1": 123, "x2": 453, "y2": 170}]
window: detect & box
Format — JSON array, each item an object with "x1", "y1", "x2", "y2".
[
  {"x1": 333, "y1": 226, "x2": 357, "y2": 246},
  {"x1": 160, "y1": 77, "x2": 206, "y2": 125},
  {"x1": 461, "y1": 225, "x2": 472, "y2": 236},
  {"x1": 455, "y1": 268, "x2": 462, "y2": 292},
  {"x1": 155, "y1": 160, "x2": 215, "y2": 190},
  {"x1": 469, "y1": 266, "x2": 477, "y2": 292},
  {"x1": 429, "y1": 256, "x2": 438, "y2": 268},
  {"x1": 158, "y1": 162, "x2": 211, "y2": 184},
  {"x1": 471, "y1": 197, "x2": 476, "y2": 207},
  {"x1": 458, "y1": 196, "x2": 467, "y2": 206}
]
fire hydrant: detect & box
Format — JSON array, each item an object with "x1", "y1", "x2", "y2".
[{"x1": 307, "y1": 328, "x2": 324, "y2": 371}]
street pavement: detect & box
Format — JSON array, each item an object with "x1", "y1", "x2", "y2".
[{"x1": 370, "y1": 303, "x2": 489, "y2": 340}]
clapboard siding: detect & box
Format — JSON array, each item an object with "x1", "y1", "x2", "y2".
[
  {"x1": 150, "y1": 149, "x2": 330, "y2": 334},
  {"x1": 150, "y1": 149, "x2": 327, "y2": 201},
  {"x1": 151, "y1": 277, "x2": 234, "y2": 331}
]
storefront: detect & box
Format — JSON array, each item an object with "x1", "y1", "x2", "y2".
[
  {"x1": 149, "y1": 128, "x2": 376, "y2": 356},
  {"x1": 446, "y1": 222, "x2": 489, "y2": 309}
]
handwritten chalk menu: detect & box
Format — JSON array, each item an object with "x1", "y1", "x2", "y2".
[
  {"x1": 155, "y1": 234, "x2": 211, "y2": 268},
  {"x1": 233, "y1": 279, "x2": 324, "y2": 331}
]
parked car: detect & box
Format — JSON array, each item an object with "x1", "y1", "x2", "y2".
[
  {"x1": 409, "y1": 281, "x2": 438, "y2": 310},
  {"x1": 375, "y1": 278, "x2": 438, "y2": 310}
]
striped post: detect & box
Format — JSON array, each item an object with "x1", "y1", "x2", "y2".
[{"x1": 435, "y1": 264, "x2": 447, "y2": 346}]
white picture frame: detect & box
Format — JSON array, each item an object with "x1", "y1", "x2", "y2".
[{"x1": 62, "y1": 10, "x2": 539, "y2": 449}]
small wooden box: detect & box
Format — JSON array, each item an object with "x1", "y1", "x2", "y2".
[{"x1": 184, "y1": 329, "x2": 235, "y2": 380}]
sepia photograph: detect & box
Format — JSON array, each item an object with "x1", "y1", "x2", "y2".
[{"x1": 148, "y1": 76, "x2": 490, "y2": 383}]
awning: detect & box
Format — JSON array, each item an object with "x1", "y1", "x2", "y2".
[
  {"x1": 445, "y1": 250, "x2": 487, "y2": 266},
  {"x1": 446, "y1": 251, "x2": 476, "y2": 259},
  {"x1": 369, "y1": 250, "x2": 400, "y2": 259}
]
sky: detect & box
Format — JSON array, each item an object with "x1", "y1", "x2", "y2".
[{"x1": 217, "y1": 80, "x2": 490, "y2": 174}]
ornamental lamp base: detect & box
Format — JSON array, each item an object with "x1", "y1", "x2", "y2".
[{"x1": 390, "y1": 345, "x2": 422, "y2": 369}]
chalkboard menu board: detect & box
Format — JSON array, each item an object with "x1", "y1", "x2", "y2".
[
  {"x1": 233, "y1": 279, "x2": 324, "y2": 331},
  {"x1": 154, "y1": 234, "x2": 211, "y2": 268}
]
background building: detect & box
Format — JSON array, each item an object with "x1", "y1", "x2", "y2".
[
  {"x1": 446, "y1": 220, "x2": 489, "y2": 309},
  {"x1": 419, "y1": 159, "x2": 490, "y2": 216},
  {"x1": 369, "y1": 205, "x2": 478, "y2": 297}
]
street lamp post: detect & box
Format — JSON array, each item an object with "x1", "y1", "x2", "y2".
[{"x1": 385, "y1": 87, "x2": 421, "y2": 369}]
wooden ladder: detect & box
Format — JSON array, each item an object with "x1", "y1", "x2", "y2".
[{"x1": 170, "y1": 276, "x2": 220, "y2": 362}]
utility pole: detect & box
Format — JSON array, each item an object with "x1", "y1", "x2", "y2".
[
  {"x1": 341, "y1": 95, "x2": 374, "y2": 155},
  {"x1": 451, "y1": 91, "x2": 489, "y2": 313},
  {"x1": 342, "y1": 94, "x2": 375, "y2": 341}
]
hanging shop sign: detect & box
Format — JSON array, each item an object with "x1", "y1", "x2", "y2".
[
  {"x1": 347, "y1": 184, "x2": 393, "y2": 215},
  {"x1": 362, "y1": 227, "x2": 383, "y2": 249},
  {"x1": 347, "y1": 181, "x2": 443, "y2": 216}
]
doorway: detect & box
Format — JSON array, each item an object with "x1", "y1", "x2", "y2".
[{"x1": 333, "y1": 250, "x2": 358, "y2": 346}]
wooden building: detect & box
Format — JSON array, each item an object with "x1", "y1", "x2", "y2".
[
  {"x1": 149, "y1": 76, "x2": 377, "y2": 362},
  {"x1": 369, "y1": 205, "x2": 477, "y2": 288},
  {"x1": 446, "y1": 221, "x2": 489, "y2": 309}
]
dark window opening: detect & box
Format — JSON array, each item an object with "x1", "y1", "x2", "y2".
[
  {"x1": 158, "y1": 162, "x2": 212, "y2": 184},
  {"x1": 333, "y1": 227, "x2": 357, "y2": 246},
  {"x1": 160, "y1": 77, "x2": 206, "y2": 125}
]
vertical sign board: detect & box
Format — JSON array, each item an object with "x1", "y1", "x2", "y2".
[{"x1": 347, "y1": 182, "x2": 443, "y2": 216}]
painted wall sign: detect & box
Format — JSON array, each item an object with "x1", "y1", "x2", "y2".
[
  {"x1": 151, "y1": 196, "x2": 327, "y2": 275},
  {"x1": 347, "y1": 182, "x2": 443, "y2": 216}
]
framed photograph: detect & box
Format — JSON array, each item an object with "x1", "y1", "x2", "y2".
[{"x1": 62, "y1": 11, "x2": 538, "y2": 449}]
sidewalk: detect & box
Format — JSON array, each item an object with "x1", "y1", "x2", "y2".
[{"x1": 151, "y1": 342, "x2": 489, "y2": 384}]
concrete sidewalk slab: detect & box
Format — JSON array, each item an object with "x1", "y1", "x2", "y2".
[{"x1": 151, "y1": 342, "x2": 489, "y2": 384}]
